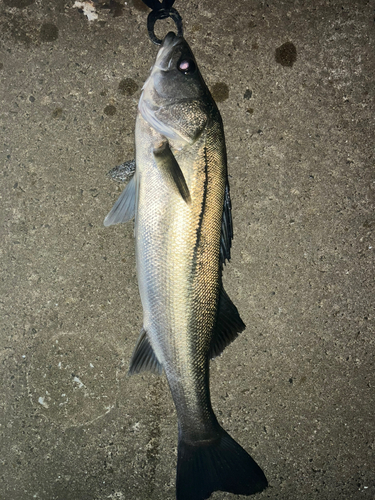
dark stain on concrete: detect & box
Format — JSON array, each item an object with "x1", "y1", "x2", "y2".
[
  {"x1": 1, "y1": 12, "x2": 32, "y2": 45},
  {"x1": 104, "y1": 105, "x2": 117, "y2": 116},
  {"x1": 98, "y1": 1, "x2": 124, "y2": 17},
  {"x1": 244, "y1": 89, "x2": 253, "y2": 99},
  {"x1": 118, "y1": 78, "x2": 138, "y2": 96},
  {"x1": 131, "y1": 0, "x2": 149, "y2": 12},
  {"x1": 210, "y1": 82, "x2": 229, "y2": 103},
  {"x1": 40, "y1": 23, "x2": 59, "y2": 42},
  {"x1": 52, "y1": 107, "x2": 63, "y2": 118},
  {"x1": 191, "y1": 24, "x2": 202, "y2": 33},
  {"x1": 275, "y1": 42, "x2": 297, "y2": 67},
  {"x1": 0, "y1": 63, "x2": 3, "y2": 70},
  {"x1": 3, "y1": 0, "x2": 35, "y2": 7}
]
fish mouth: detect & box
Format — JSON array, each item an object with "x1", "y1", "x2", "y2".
[
  {"x1": 154, "y1": 31, "x2": 183, "y2": 72},
  {"x1": 140, "y1": 32, "x2": 180, "y2": 92},
  {"x1": 161, "y1": 31, "x2": 179, "y2": 49}
]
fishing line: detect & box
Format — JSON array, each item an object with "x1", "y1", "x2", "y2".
[{"x1": 140, "y1": 0, "x2": 183, "y2": 45}]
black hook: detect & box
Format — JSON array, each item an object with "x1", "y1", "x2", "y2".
[
  {"x1": 140, "y1": 0, "x2": 183, "y2": 45},
  {"x1": 141, "y1": 0, "x2": 176, "y2": 11},
  {"x1": 147, "y1": 7, "x2": 183, "y2": 45}
]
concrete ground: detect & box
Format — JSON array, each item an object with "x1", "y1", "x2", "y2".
[{"x1": 1, "y1": 0, "x2": 374, "y2": 499}]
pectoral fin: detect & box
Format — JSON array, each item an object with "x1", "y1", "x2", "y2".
[
  {"x1": 209, "y1": 288, "x2": 246, "y2": 359},
  {"x1": 128, "y1": 328, "x2": 163, "y2": 375},
  {"x1": 104, "y1": 175, "x2": 136, "y2": 227},
  {"x1": 153, "y1": 142, "x2": 191, "y2": 204}
]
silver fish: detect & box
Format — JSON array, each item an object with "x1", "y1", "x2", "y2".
[{"x1": 104, "y1": 32, "x2": 267, "y2": 500}]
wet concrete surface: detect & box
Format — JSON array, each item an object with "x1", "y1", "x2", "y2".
[{"x1": 1, "y1": 0, "x2": 374, "y2": 499}]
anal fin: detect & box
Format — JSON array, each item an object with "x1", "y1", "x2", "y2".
[{"x1": 128, "y1": 328, "x2": 163, "y2": 375}]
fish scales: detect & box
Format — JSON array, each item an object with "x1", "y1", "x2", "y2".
[
  {"x1": 136, "y1": 111, "x2": 225, "y2": 432},
  {"x1": 104, "y1": 31, "x2": 268, "y2": 500}
]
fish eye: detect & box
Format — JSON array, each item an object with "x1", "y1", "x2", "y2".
[{"x1": 178, "y1": 58, "x2": 196, "y2": 75}]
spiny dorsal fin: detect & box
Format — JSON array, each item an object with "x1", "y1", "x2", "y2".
[
  {"x1": 128, "y1": 328, "x2": 163, "y2": 375},
  {"x1": 153, "y1": 142, "x2": 191, "y2": 204},
  {"x1": 220, "y1": 182, "x2": 233, "y2": 266},
  {"x1": 209, "y1": 288, "x2": 246, "y2": 359}
]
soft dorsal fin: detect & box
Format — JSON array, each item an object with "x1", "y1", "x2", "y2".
[
  {"x1": 153, "y1": 142, "x2": 191, "y2": 204},
  {"x1": 220, "y1": 182, "x2": 233, "y2": 265},
  {"x1": 128, "y1": 328, "x2": 163, "y2": 375},
  {"x1": 104, "y1": 175, "x2": 137, "y2": 227},
  {"x1": 209, "y1": 288, "x2": 246, "y2": 359}
]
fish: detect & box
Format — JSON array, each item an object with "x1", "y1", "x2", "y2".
[{"x1": 104, "y1": 32, "x2": 268, "y2": 500}]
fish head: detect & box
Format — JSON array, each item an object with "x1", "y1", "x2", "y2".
[
  {"x1": 139, "y1": 32, "x2": 214, "y2": 147},
  {"x1": 151, "y1": 32, "x2": 205, "y2": 101}
]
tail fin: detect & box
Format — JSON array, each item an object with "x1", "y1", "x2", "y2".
[{"x1": 176, "y1": 426, "x2": 268, "y2": 500}]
